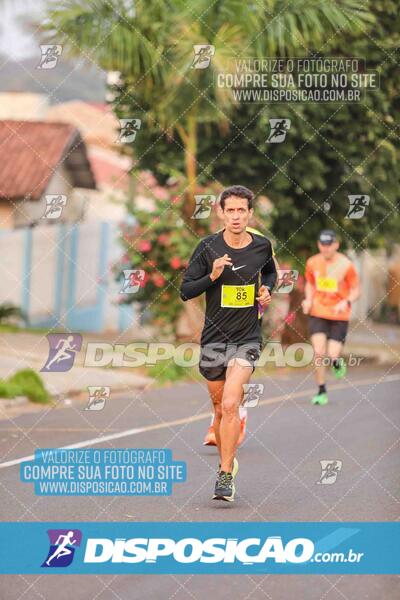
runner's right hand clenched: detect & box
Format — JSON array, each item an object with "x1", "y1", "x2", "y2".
[{"x1": 210, "y1": 254, "x2": 232, "y2": 281}]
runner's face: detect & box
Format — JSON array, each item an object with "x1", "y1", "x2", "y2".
[
  {"x1": 318, "y1": 240, "x2": 339, "y2": 259},
  {"x1": 221, "y1": 196, "x2": 252, "y2": 233}
]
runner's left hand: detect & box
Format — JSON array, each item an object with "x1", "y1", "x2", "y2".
[
  {"x1": 333, "y1": 299, "x2": 348, "y2": 314},
  {"x1": 256, "y1": 285, "x2": 272, "y2": 307}
]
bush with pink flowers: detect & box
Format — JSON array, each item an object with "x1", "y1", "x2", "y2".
[{"x1": 115, "y1": 177, "x2": 222, "y2": 334}]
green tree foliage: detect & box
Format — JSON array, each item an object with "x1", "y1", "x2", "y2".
[
  {"x1": 107, "y1": 2, "x2": 399, "y2": 266},
  {"x1": 46, "y1": 0, "x2": 398, "y2": 339},
  {"x1": 45, "y1": 0, "x2": 371, "y2": 221}
]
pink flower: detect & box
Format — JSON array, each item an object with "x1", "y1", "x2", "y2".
[
  {"x1": 138, "y1": 240, "x2": 151, "y2": 252},
  {"x1": 170, "y1": 256, "x2": 181, "y2": 269},
  {"x1": 158, "y1": 234, "x2": 170, "y2": 246},
  {"x1": 152, "y1": 274, "x2": 166, "y2": 288},
  {"x1": 285, "y1": 311, "x2": 296, "y2": 325},
  {"x1": 153, "y1": 186, "x2": 169, "y2": 200}
]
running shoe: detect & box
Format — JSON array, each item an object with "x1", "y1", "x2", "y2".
[
  {"x1": 203, "y1": 424, "x2": 217, "y2": 446},
  {"x1": 311, "y1": 392, "x2": 328, "y2": 406},
  {"x1": 332, "y1": 358, "x2": 347, "y2": 380},
  {"x1": 213, "y1": 458, "x2": 238, "y2": 502},
  {"x1": 213, "y1": 471, "x2": 235, "y2": 502}
]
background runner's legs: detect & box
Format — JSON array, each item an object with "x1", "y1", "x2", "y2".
[
  {"x1": 311, "y1": 332, "x2": 328, "y2": 386},
  {"x1": 327, "y1": 338, "x2": 343, "y2": 361}
]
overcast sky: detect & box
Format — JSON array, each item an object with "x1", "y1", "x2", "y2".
[{"x1": 0, "y1": 0, "x2": 46, "y2": 59}]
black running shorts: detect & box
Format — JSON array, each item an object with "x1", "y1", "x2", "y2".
[
  {"x1": 199, "y1": 343, "x2": 261, "y2": 382},
  {"x1": 308, "y1": 316, "x2": 348, "y2": 343}
]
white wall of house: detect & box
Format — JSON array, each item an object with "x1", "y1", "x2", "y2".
[
  {"x1": 29, "y1": 225, "x2": 59, "y2": 318},
  {"x1": 74, "y1": 187, "x2": 127, "y2": 223},
  {"x1": 0, "y1": 221, "x2": 137, "y2": 333},
  {"x1": 12, "y1": 164, "x2": 86, "y2": 228},
  {"x1": 0, "y1": 228, "x2": 25, "y2": 305},
  {"x1": 0, "y1": 93, "x2": 49, "y2": 120},
  {"x1": 349, "y1": 248, "x2": 388, "y2": 321}
]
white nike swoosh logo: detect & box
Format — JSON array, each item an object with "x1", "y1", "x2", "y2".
[{"x1": 232, "y1": 265, "x2": 246, "y2": 271}]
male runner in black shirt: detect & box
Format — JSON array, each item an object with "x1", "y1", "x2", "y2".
[{"x1": 180, "y1": 185, "x2": 277, "y2": 501}]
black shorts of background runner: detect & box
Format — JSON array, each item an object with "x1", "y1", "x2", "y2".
[
  {"x1": 199, "y1": 343, "x2": 261, "y2": 381},
  {"x1": 308, "y1": 316, "x2": 348, "y2": 343}
]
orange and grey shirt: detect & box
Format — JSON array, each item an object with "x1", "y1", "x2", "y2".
[{"x1": 305, "y1": 252, "x2": 359, "y2": 321}]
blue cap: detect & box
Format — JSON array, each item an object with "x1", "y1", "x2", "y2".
[{"x1": 318, "y1": 229, "x2": 337, "y2": 245}]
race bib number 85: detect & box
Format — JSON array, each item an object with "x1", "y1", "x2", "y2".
[
  {"x1": 316, "y1": 276, "x2": 338, "y2": 292},
  {"x1": 221, "y1": 284, "x2": 255, "y2": 308}
]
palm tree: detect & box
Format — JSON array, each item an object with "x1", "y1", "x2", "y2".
[{"x1": 44, "y1": 0, "x2": 373, "y2": 218}]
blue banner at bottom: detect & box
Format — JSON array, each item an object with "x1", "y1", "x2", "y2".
[{"x1": 0, "y1": 522, "x2": 397, "y2": 574}]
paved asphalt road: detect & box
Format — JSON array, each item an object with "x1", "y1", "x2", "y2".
[{"x1": 0, "y1": 365, "x2": 399, "y2": 599}]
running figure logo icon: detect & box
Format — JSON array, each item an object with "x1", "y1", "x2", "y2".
[
  {"x1": 191, "y1": 45, "x2": 215, "y2": 69},
  {"x1": 266, "y1": 119, "x2": 291, "y2": 143},
  {"x1": 118, "y1": 118, "x2": 142, "y2": 143},
  {"x1": 242, "y1": 383, "x2": 264, "y2": 407},
  {"x1": 120, "y1": 269, "x2": 145, "y2": 294},
  {"x1": 37, "y1": 45, "x2": 62, "y2": 69},
  {"x1": 317, "y1": 460, "x2": 343, "y2": 485},
  {"x1": 41, "y1": 529, "x2": 82, "y2": 568},
  {"x1": 191, "y1": 195, "x2": 216, "y2": 219},
  {"x1": 85, "y1": 386, "x2": 110, "y2": 411},
  {"x1": 346, "y1": 195, "x2": 370, "y2": 219},
  {"x1": 276, "y1": 269, "x2": 298, "y2": 293},
  {"x1": 42, "y1": 194, "x2": 67, "y2": 219},
  {"x1": 41, "y1": 334, "x2": 82, "y2": 372}
]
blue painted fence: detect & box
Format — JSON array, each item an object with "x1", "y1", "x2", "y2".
[{"x1": 0, "y1": 221, "x2": 136, "y2": 333}]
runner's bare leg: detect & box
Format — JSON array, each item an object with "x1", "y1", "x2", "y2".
[
  {"x1": 206, "y1": 380, "x2": 224, "y2": 455},
  {"x1": 219, "y1": 359, "x2": 252, "y2": 472},
  {"x1": 208, "y1": 379, "x2": 246, "y2": 458},
  {"x1": 311, "y1": 332, "x2": 327, "y2": 385},
  {"x1": 327, "y1": 339, "x2": 343, "y2": 363}
]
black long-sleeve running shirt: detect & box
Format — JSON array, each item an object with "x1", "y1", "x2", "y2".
[{"x1": 180, "y1": 229, "x2": 277, "y2": 345}]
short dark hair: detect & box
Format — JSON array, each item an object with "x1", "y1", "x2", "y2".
[{"x1": 219, "y1": 185, "x2": 254, "y2": 210}]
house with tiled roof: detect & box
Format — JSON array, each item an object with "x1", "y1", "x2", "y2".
[
  {"x1": 0, "y1": 119, "x2": 96, "y2": 228},
  {"x1": 46, "y1": 99, "x2": 132, "y2": 221}
]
